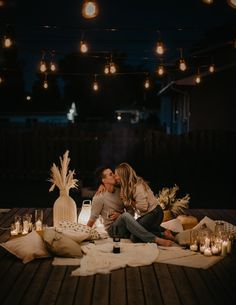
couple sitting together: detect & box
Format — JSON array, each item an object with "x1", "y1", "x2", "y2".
[{"x1": 87, "y1": 162, "x2": 174, "y2": 247}]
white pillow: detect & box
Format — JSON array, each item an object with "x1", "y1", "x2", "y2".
[
  {"x1": 0, "y1": 230, "x2": 50, "y2": 263},
  {"x1": 161, "y1": 218, "x2": 183, "y2": 233},
  {"x1": 59, "y1": 220, "x2": 100, "y2": 240}
]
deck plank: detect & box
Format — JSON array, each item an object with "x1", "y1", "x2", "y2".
[{"x1": 0, "y1": 208, "x2": 236, "y2": 305}]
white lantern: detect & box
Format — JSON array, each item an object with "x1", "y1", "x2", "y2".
[{"x1": 78, "y1": 200, "x2": 92, "y2": 225}]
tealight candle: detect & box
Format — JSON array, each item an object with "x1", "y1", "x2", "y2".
[
  {"x1": 15, "y1": 220, "x2": 21, "y2": 234},
  {"x1": 211, "y1": 245, "x2": 219, "y2": 255},
  {"x1": 190, "y1": 244, "x2": 198, "y2": 251},
  {"x1": 204, "y1": 247, "x2": 212, "y2": 256}
]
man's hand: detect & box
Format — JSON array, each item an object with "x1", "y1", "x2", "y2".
[{"x1": 109, "y1": 211, "x2": 121, "y2": 221}]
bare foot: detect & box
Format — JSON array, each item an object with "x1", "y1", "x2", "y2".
[
  {"x1": 155, "y1": 237, "x2": 173, "y2": 247},
  {"x1": 163, "y1": 230, "x2": 175, "y2": 241}
]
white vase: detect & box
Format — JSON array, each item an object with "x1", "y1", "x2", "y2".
[{"x1": 53, "y1": 189, "x2": 77, "y2": 227}]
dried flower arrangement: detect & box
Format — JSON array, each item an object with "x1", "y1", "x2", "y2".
[
  {"x1": 156, "y1": 184, "x2": 190, "y2": 216},
  {"x1": 48, "y1": 150, "x2": 78, "y2": 193}
]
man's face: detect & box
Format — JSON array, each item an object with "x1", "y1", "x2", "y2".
[
  {"x1": 102, "y1": 168, "x2": 116, "y2": 185},
  {"x1": 114, "y1": 170, "x2": 121, "y2": 184}
]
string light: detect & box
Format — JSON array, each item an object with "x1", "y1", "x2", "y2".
[
  {"x1": 50, "y1": 51, "x2": 57, "y2": 72},
  {"x1": 156, "y1": 65, "x2": 165, "y2": 76},
  {"x1": 156, "y1": 41, "x2": 165, "y2": 55},
  {"x1": 179, "y1": 48, "x2": 187, "y2": 71},
  {"x1": 3, "y1": 36, "x2": 13, "y2": 48},
  {"x1": 202, "y1": 0, "x2": 213, "y2": 4},
  {"x1": 92, "y1": 75, "x2": 99, "y2": 91},
  {"x1": 209, "y1": 63, "x2": 215, "y2": 73},
  {"x1": 26, "y1": 95, "x2": 31, "y2": 101},
  {"x1": 195, "y1": 68, "x2": 201, "y2": 84},
  {"x1": 104, "y1": 64, "x2": 110, "y2": 74},
  {"x1": 43, "y1": 74, "x2": 48, "y2": 89},
  {"x1": 109, "y1": 62, "x2": 116, "y2": 74},
  {"x1": 80, "y1": 40, "x2": 88, "y2": 53},
  {"x1": 81, "y1": 0, "x2": 99, "y2": 19},
  {"x1": 0, "y1": 76, "x2": 3, "y2": 84},
  {"x1": 144, "y1": 75, "x2": 150, "y2": 89}
]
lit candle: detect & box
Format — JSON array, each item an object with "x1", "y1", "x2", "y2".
[
  {"x1": 221, "y1": 241, "x2": 228, "y2": 257},
  {"x1": 190, "y1": 244, "x2": 198, "y2": 251},
  {"x1": 22, "y1": 220, "x2": 29, "y2": 234},
  {"x1": 15, "y1": 221, "x2": 20, "y2": 234},
  {"x1": 211, "y1": 245, "x2": 219, "y2": 255},
  {"x1": 35, "y1": 219, "x2": 43, "y2": 231},
  {"x1": 204, "y1": 247, "x2": 212, "y2": 256},
  {"x1": 205, "y1": 237, "x2": 210, "y2": 248},
  {"x1": 200, "y1": 245, "x2": 205, "y2": 253}
]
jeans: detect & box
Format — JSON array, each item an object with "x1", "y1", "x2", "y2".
[
  {"x1": 133, "y1": 204, "x2": 164, "y2": 242},
  {"x1": 108, "y1": 212, "x2": 156, "y2": 243}
]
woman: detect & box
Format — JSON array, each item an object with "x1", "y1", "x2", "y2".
[{"x1": 115, "y1": 162, "x2": 174, "y2": 242}]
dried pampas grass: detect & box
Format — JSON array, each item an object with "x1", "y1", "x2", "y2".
[
  {"x1": 156, "y1": 184, "x2": 190, "y2": 216},
  {"x1": 48, "y1": 150, "x2": 78, "y2": 192}
]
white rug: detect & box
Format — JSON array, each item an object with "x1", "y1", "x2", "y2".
[{"x1": 52, "y1": 238, "x2": 223, "y2": 274}]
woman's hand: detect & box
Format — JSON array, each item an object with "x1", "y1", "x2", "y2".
[{"x1": 95, "y1": 184, "x2": 106, "y2": 195}]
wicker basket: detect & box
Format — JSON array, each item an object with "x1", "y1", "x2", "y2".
[{"x1": 163, "y1": 210, "x2": 173, "y2": 222}]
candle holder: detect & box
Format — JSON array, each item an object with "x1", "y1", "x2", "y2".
[
  {"x1": 189, "y1": 230, "x2": 198, "y2": 251},
  {"x1": 22, "y1": 214, "x2": 32, "y2": 235},
  {"x1": 35, "y1": 209, "x2": 43, "y2": 231}
]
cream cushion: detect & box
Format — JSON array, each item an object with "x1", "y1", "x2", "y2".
[
  {"x1": 161, "y1": 218, "x2": 184, "y2": 233},
  {"x1": 43, "y1": 227, "x2": 83, "y2": 258},
  {"x1": 59, "y1": 220, "x2": 100, "y2": 240},
  {"x1": 0, "y1": 230, "x2": 50, "y2": 263}
]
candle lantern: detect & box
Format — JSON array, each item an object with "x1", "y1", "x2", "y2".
[
  {"x1": 78, "y1": 200, "x2": 92, "y2": 225},
  {"x1": 35, "y1": 209, "x2": 43, "y2": 231},
  {"x1": 190, "y1": 230, "x2": 198, "y2": 251}
]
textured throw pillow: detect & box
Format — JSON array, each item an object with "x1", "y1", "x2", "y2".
[
  {"x1": 0, "y1": 230, "x2": 50, "y2": 263},
  {"x1": 59, "y1": 220, "x2": 100, "y2": 240},
  {"x1": 43, "y1": 228, "x2": 83, "y2": 258},
  {"x1": 161, "y1": 218, "x2": 183, "y2": 233}
]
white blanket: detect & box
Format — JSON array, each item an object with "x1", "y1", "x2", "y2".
[{"x1": 71, "y1": 241, "x2": 159, "y2": 276}]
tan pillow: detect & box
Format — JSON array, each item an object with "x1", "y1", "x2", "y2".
[
  {"x1": 0, "y1": 230, "x2": 50, "y2": 263},
  {"x1": 59, "y1": 220, "x2": 100, "y2": 240},
  {"x1": 43, "y1": 228, "x2": 83, "y2": 258}
]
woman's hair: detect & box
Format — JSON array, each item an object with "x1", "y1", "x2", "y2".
[{"x1": 115, "y1": 162, "x2": 149, "y2": 204}]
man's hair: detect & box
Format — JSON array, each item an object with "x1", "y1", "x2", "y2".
[{"x1": 94, "y1": 166, "x2": 110, "y2": 187}]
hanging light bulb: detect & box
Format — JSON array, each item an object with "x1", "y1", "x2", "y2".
[
  {"x1": 3, "y1": 36, "x2": 12, "y2": 48},
  {"x1": 179, "y1": 59, "x2": 187, "y2": 71},
  {"x1": 209, "y1": 63, "x2": 215, "y2": 73},
  {"x1": 80, "y1": 41, "x2": 88, "y2": 53},
  {"x1": 202, "y1": 0, "x2": 213, "y2": 4},
  {"x1": 110, "y1": 62, "x2": 116, "y2": 74},
  {"x1": 49, "y1": 51, "x2": 56, "y2": 71},
  {"x1": 0, "y1": 1, "x2": 5, "y2": 7},
  {"x1": 234, "y1": 38, "x2": 236, "y2": 48},
  {"x1": 82, "y1": 1, "x2": 99, "y2": 19},
  {"x1": 93, "y1": 75, "x2": 99, "y2": 91},
  {"x1": 39, "y1": 61, "x2": 47, "y2": 73},
  {"x1": 43, "y1": 80, "x2": 48, "y2": 89},
  {"x1": 144, "y1": 78, "x2": 150, "y2": 89},
  {"x1": 0, "y1": 76, "x2": 3, "y2": 84},
  {"x1": 195, "y1": 68, "x2": 201, "y2": 84},
  {"x1": 156, "y1": 41, "x2": 164, "y2": 55},
  {"x1": 104, "y1": 64, "x2": 110, "y2": 74},
  {"x1": 50, "y1": 62, "x2": 56, "y2": 72},
  {"x1": 227, "y1": 0, "x2": 236, "y2": 8},
  {"x1": 26, "y1": 95, "x2": 31, "y2": 101},
  {"x1": 156, "y1": 65, "x2": 165, "y2": 76}
]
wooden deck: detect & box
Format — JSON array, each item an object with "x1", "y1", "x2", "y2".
[{"x1": 0, "y1": 208, "x2": 236, "y2": 305}]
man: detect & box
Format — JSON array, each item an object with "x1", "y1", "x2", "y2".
[{"x1": 87, "y1": 166, "x2": 173, "y2": 247}]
